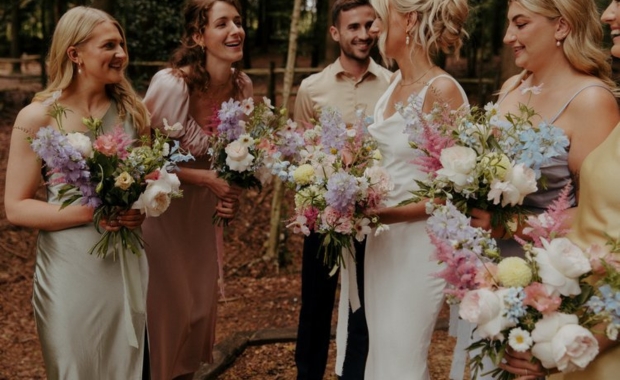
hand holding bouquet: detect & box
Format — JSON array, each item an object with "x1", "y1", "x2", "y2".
[
  {"x1": 402, "y1": 85, "x2": 568, "y2": 234},
  {"x1": 30, "y1": 91, "x2": 193, "y2": 258},
  {"x1": 426, "y1": 186, "x2": 620, "y2": 379},
  {"x1": 208, "y1": 97, "x2": 302, "y2": 225},
  {"x1": 283, "y1": 107, "x2": 393, "y2": 270}
]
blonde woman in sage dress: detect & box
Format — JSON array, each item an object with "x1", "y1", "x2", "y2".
[
  {"x1": 4, "y1": 7, "x2": 150, "y2": 379},
  {"x1": 141, "y1": 1, "x2": 252, "y2": 379},
  {"x1": 500, "y1": 1, "x2": 620, "y2": 379}
]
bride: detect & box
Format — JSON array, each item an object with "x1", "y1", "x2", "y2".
[{"x1": 362, "y1": 0, "x2": 469, "y2": 378}]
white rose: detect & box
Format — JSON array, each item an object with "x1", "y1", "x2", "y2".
[
  {"x1": 505, "y1": 163, "x2": 537, "y2": 203},
  {"x1": 436, "y1": 146, "x2": 477, "y2": 188},
  {"x1": 487, "y1": 164, "x2": 537, "y2": 207},
  {"x1": 225, "y1": 140, "x2": 255, "y2": 172},
  {"x1": 533, "y1": 238, "x2": 591, "y2": 296},
  {"x1": 459, "y1": 288, "x2": 516, "y2": 339},
  {"x1": 66, "y1": 132, "x2": 93, "y2": 158},
  {"x1": 531, "y1": 312, "x2": 598, "y2": 371},
  {"x1": 132, "y1": 168, "x2": 181, "y2": 217}
]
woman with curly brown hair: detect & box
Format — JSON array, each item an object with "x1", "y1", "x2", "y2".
[{"x1": 141, "y1": 1, "x2": 252, "y2": 379}]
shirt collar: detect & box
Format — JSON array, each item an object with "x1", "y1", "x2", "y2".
[{"x1": 331, "y1": 57, "x2": 383, "y2": 80}]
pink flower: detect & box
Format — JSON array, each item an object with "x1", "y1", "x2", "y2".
[
  {"x1": 459, "y1": 288, "x2": 516, "y2": 339},
  {"x1": 334, "y1": 216, "x2": 353, "y2": 234},
  {"x1": 587, "y1": 244, "x2": 620, "y2": 275},
  {"x1": 93, "y1": 126, "x2": 134, "y2": 159},
  {"x1": 322, "y1": 206, "x2": 341, "y2": 227},
  {"x1": 474, "y1": 263, "x2": 499, "y2": 288},
  {"x1": 524, "y1": 282, "x2": 562, "y2": 314},
  {"x1": 145, "y1": 171, "x2": 160, "y2": 181},
  {"x1": 303, "y1": 207, "x2": 319, "y2": 231}
]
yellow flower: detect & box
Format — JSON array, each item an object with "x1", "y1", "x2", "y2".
[
  {"x1": 372, "y1": 149, "x2": 382, "y2": 161},
  {"x1": 114, "y1": 172, "x2": 134, "y2": 190},
  {"x1": 497, "y1": 257, "x2": 532, "y2": 287},
  {"x1": 293, "y1": 164, "x2": 315, "y2": 185}
]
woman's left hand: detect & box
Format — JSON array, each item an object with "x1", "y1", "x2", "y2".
[
  {"x1": 499, "y1": 347, "x2": 551, "y2": 379},
  {"x1": 215, "y1": 199, "x2": 239, "y2": 220}
]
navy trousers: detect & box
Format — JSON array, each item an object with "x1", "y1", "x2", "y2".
[{"x1": 295, "y1": 232, "x2": 368, "y2": 379}]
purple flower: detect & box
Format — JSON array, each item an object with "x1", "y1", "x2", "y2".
[
  {"x1": 324, "y1": 171, "x2": 359, "y2": 214},
  {"x1": 319, "y1": 107, "x2": 347, "y2": 153},
  {"x1": 217, "y1": 99, "x2": 244, "y2": 140}
]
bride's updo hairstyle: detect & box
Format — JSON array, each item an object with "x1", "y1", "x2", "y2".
[
  {"x1": 370, "y1": 0, "x2": 469, "y2": 66},
  {"x1": 507, "y1": 0, "x2": 618, "y2": 94}
]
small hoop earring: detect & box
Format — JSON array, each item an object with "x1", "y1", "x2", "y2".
[
  {"x1": 406, "y1": 35, "x2": 410, "y2": 45},
  {"x1": 556, "y1": 40, "x2": 561, "y2": 47}
]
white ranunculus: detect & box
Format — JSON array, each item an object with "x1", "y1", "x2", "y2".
[
  {"x1": 132, "y1": 168, "x2": 180, "y2": 217},
  {"x1": 225, "y1": 140, "x2": 255, "y2": 172},
  {"x1": 531, "y1": 312, "x2": 598, "y2": 372},
  {"x1": 459, "y1": 288, "x2": 516, "y2": 339},
  {"x1": 436, "y1": 146, "x2": 477, "y2": 188},
  {"x1": 533, "y1": 237, "x2": 591, "y2": 296},
  {"x1": 66, "y1": 132, "x2": 93, "y2": 158}
]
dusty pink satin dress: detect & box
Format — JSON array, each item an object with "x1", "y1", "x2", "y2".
[{"x1": 142, "y1": 68, "x2": 252, "y2": 379}]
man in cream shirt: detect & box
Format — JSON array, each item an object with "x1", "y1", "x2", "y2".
[{"x1": 293, "y1": 0, "x2": 391, "y2": 379}]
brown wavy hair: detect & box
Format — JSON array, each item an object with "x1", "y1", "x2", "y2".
[{"x1": 169, "y1": 0, "x2": 244, "y2": 96}]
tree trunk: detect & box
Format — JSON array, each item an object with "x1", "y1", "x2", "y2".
[
  {"x1": 10, "y1": 2, "x2": 21, "y2": 73},
  {"x1": 323, "y1": 0, "x2": 338, "y2": 65},
  {"x1": 264, "y1": 0, "x2": 302, "y2": 266}
]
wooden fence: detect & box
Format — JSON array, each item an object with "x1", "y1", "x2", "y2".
[{"x1": 1, "y1": 56, "x2": 497, "y2": 104}]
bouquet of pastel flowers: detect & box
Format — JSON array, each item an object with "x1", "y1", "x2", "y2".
[
  {"x1": 402, "y1": 85, "x2": 569, "y2": 233},
  {"x1": 208, "y1": 96, "x2": 304, "y2": 225},
  {"x1": 284, "y1": 107, "x2": 393, "y2": 271},
  {"x1": 30, "y1": 91, "x2": 193, "y2": 258},
  {"x1": 426, "y1": 187, "x2": 620, "y2": 379}
]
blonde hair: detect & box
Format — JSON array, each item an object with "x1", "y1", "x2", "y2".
[
  {"x1": 34, "y1": 6, "x2": 149, "y2": 135},
  {"x1": 370, "y1": 0, "x2": 469, "y2": 67},
  {"x1": 506, "y1": 0, "x2": 618, "y2": 94}
]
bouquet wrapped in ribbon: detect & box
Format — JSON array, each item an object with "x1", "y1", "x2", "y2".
[
  {"x1": 426, "y1": 187, "x2": 620, "y2": 379},
  {"x1": 402, "y1": 85, "x2": 569, "y2": 234},
  {"x1": 30, "y1": 91, "x2": 193, "y2": 258},
  {"x1": 284, "y1": 107, "x2": 393, "y2": 271}
]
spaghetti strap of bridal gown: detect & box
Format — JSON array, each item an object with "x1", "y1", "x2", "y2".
[{"x1": 364, "y1": 72, "x2": 468, "y2": 379}]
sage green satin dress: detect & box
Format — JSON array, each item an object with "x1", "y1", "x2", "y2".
[
  {"x1": 33, "y1": 102, "x2": 149, "y2": 379},
  {"x1": 550, "y1": 122, "x2": 620, "y2": 380}
]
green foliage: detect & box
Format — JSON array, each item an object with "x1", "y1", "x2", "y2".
[{"x1": 114, "y1": 0, "x2": 184, "y2": 63}]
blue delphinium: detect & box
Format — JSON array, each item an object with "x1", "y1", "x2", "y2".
[
  {"x1": 324, "y1": 171, "x2": 359, "y2": 214},
  {"x1": 504, "y1": 287, "x2": 527, "y2": 324},
  {"x1": 319, "y1": 107, "x2": 347, "y2": 154},
  {"x1": 30, "y1": 126, "x2": 99, "y2": 207},
  {"x1": 217, "y1": 99, "x2": 244, "y2": 140},
  {"x1": 586, "y1": 284, "x2": 620, "y2": 325}
]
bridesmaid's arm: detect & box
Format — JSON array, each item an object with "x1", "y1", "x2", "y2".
[
  {"x1": 5, "y1": 104, "x2": 94, "y2": 231},
  {"x1": 373, "y1": 200, "x2": 431, "y2": 225}
]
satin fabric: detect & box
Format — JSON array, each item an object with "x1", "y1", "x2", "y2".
[
  {"x1": 34, "y1": 102, "x2": 148, "y2": 380},
  {"x1": 363, "y1": 73, "x2": 467, "y2": 379}
]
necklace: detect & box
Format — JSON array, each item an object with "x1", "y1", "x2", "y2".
[{"x1": 398, "y1": 66, "x2": 436, "y2": 87}]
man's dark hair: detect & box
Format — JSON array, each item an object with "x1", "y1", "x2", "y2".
[{"x1": 332, "y1": 0, "x2": 371, "y2": 27}]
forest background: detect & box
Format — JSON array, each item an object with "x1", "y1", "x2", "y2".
[{"x1": 0, "y1": 0, "x2": 618, "y2": 379}]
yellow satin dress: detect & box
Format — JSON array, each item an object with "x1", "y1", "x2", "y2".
[{"x1": 550, "y1": 122, "x2": 620, "y2": 379}]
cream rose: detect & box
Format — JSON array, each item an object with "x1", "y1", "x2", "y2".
[
  {"x1": 533, "y1": 238, "x2": 591, "y2": 296},
  {"x1": 531, "y1": 312, "x2": 598, "y2": 371},
  {"x1": 114, "y1": 172, "x2": 134, "y2": 190},
  {"x1": 225, "y1": 140, "x2": 255, "y2": 172},
  {"x1": 487, "y1": 164, "x2": 537, "y2": 207},
  {"x1": 132, "y1": 168, "x2": 181, "y2": 217},
  {"x1": 66, "y1": 132, "x2": 93, "y2": 158},
  {"x1": 459, "y1": 288, "x2": 516, "y2": 339},
  {"x1": 436, "y1": 146, "x2": 477, "y2": 188}
]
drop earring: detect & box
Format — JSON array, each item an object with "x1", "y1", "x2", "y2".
[
  {"x1": 78, "y1": 62, "x2": 82, "y2": 74},
  {"x1": 556, "y1": 40, "x2": 561, "y2": 47},
  {"x1": 406, "y1": 34, "x2": 410, "y2": 46}
]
